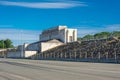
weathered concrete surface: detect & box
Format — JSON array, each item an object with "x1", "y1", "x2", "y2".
[{"x1": 0, "y1": 58, "x2": 120, "y2": 80}]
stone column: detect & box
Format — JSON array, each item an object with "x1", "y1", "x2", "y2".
[
  {"x1": 54, "y1": 52, "x2": 55, "y2": 59},
  {"x1": 64, "y1": 52, "x2": 67, "y2": 59},
  {"x1": 50, "y1": 53, "x2": 52, "y2": 58},
  {"x1": 106, "y1": 52, "x2": 108, "y2": 60},
  {"x1": 98, "y1": 52, "x2": 101, "y2": 59},
  {"x1": 114, "y1": 51, "x2": 117, "y2": 61},
  {"x1": 60, "y1": 53, "x2": 63, "y2": 59},
  {"x1": 44, "y1": 53, "x2": 46, "y2": 59},
  {"x1": 66, "y1": 30, "x2": 68, "y2": 43},
  {"x1": 73, "y1": 30, "x2": 75, "y2": 41},
  {"x1": 41, "y1": 53, "x2": 43, "y2": 59},
  {"x1": 85, "y1": 52, "x2": 87, "y2": 59},
  {"x1": 74, "y1": 51, "x2": 76, "y2": 59},
  {"x1": 91, "y1": 52, "x2": 93, "y2": 59},
  {"x1": 69, "y1": 51, "x2": 72, "y2": 59}
]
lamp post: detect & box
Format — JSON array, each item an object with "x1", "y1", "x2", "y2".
[
  {"x1": 20, "y1": 30, "x2": 24, "y2": 58},
  {"x1": 2, "y1": 40, "x2": 4, "y2": 49},
  {"x1": 2, "y1": 40, "x2": 5, "y2": 58}
]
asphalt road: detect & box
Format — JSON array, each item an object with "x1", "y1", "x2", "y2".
[{"x1": 0, "y1": 58, "x2": 120, "y2": 80}]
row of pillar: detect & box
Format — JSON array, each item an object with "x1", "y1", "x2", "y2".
[{"x1": 32, "y1": 51, "x2": 119, "y2": 61}]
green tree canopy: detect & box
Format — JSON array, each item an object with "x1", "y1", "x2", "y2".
[
  {"x1": 0, "y1": 39, "x2": 14, "y2": 48},
  {"x1": 83, "y1": 34, "x2": 94, "y2": 41},
  {"x1": 0, "y1": 40, "x2": 4, "y2": 48},
  {"x1": 78, "y1": 31, "x2": 120, "y2": 41},
  {"x1": 77, "y1": 37, "x2": 82, "y2": 41},
  {"x1": 100, "y1": 32, "x2": 111, "y2": 38},
  {"x1": 112, "y1": 31, "x2": 120, "y2": 37}
]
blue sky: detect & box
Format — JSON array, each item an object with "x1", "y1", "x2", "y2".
[{"x1": 0, "y1": 0, "x2": 120, "y2": 46}]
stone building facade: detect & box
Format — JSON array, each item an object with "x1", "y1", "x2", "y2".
[
  {"x1": 40, "y1": 26, "x2": 77, "y2": 43},
  {"x1": 5, "y1": 25, "x2": 77, "y2": 58}
]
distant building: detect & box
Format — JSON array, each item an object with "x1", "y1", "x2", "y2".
[
  {"x1": 6, "y1": 25, "x2": 77, "y2": 58},
  {"x1": 25, "y1": 39, "x2": 64, "y2": 52},
  {"x1": 40, "y1": 25, "x2": 77, "y2": 43}
]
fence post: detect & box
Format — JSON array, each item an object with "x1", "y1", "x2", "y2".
[{"x1": 57, "y1": 52, "x2": 59, "y2": 59}]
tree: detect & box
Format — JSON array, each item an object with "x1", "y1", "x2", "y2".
[
  {"x1": 112, "y1": 31, "x2": 120, "y2": 37},
  {"x1": 78, "y1": 31, "x2": 120, "y2": 41},
  {"x1": 94, "y1": 32, "x2": 111, "y2": 39},
  {"x1": 83, "y1": 34, "x2": 94, "y2": 41},
  {"x1": 4, "y1": 39, "x2": 14, "y2": 48},
  {"x1": 77, "y1": 37, "x2": 82, "y2": 41},
  {"x1": 0, "y1": 39, "x2": 14, "y2": 48},
  {"x1": 94, "y1": 33, "x2": 102, "y2": 39},
  {"x1": 0, "y1": 40, "x2": 4, "y2": 48},
  {"x1": 100, "y1": 32, "x2": 111, "y2": 38}
]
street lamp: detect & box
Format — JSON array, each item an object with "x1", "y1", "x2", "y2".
[
  {"x1": 2, "y1": 40, "x2": 4, "y2": 49},
  {"x1": 20, "y1": 30, "x2": 24, "y2": 58},
  {"x1": 2, "y1": 40, "x2": 5, "y2": 58}
]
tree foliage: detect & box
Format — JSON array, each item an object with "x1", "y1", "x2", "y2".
[
  {"x1": 112, "y1": 31, "x2": 120, "y2": 37},
  {"x1": 78, "y1": 31, "x2": 120, "y2": 41},
  {"x1": 0, "y1": 39, "x2": 14, "y2": 48},
  {"x1": 83, "y1": 34, "x2": 94, "y2": 41},
  {"x1": 94, "y1": 32, "x2": 111, "y2": 39}
]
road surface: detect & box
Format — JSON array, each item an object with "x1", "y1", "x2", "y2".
[{"x1": 0, "y1": 58, "x2": 120, "y2": 80}]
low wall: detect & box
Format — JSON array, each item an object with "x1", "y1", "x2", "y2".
[
  {"x1": 7, "y1": 52, "x2": 21, "y2": 58},
  {"x1": 24, "y1": 51, "x2": 37, "y2": 58},
  {"x1": 7, "y1": 51, "x2": 37, "y2": 58},
  {"x1": 35, "y1": 58, "x2": 120, "y2": 64},
  {"x1": 41, "y1": 42, "x2": 63, "y2": 52}
]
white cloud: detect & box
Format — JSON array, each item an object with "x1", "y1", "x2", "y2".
[
  {"x1": 0, "y1": 0, "x2": 87, "y2": 9},
  {"x1": 74, "y1": 24, "x2": 120, "y2": 37},
  {"x1": 0, "y1": 29, "x2": 41, "y2": 46},
  {"x1": 0, "y1": 24, "x2": 119, "y2": 45},
  {"x1": 105, "y1": 24, "x2": 120, "y2": 31}
]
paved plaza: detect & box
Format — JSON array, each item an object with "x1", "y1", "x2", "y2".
[{"x1": 0, "y1": 58, "x2": 120, "y2": 80}]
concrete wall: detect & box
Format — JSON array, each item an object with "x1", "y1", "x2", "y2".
[
  {"x1": 59, "y1": 29, "x2": 66, "y2": 43},
  {"x1": 7, "y1": 52, "x2": 21, "y2": 58},
  {"x1": 40, "y1": 26, "x2": 77, "y2": 43},
  {"x1": 25, "y1": 43, "x2": 40, "y2": 51},
  {"x1": 41, "y1": 41, "x2": 64, "y2": 52},
  {"x1": 24, "y1": 51, "x2": 37, "y2": 57},
  {"x1": 65, "y1": 29, "x2": 77, "y2": 43},
  {"x1": 7, "y1": 51, "x2": 37, "y2": 58},
  {"x1": 0, "y1": 52, "x2": 5, "y2": 58},
  {"x1": 12, "y1": 26, "x2": 77, "y2": 57}
]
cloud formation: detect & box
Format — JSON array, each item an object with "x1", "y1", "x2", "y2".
[
  {"x1": 0, "y1": 29, "x2": 41, "y2": 46},
  {"x1": 105, "y1": 24, "x2": 120, "y2": 31},
  {"x1": 0, "y1": 24, "x2": 119, "y2": 46},
  {"x1": 0, "y1": 0, "x2": 87, "y2": 9},
  {"x1": 76, "y1": 24, "x2": 120, "y2": 37}
]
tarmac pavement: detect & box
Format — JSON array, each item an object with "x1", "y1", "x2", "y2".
[{"x1": 0, "y1": 58, "x2": 120, "y2": 80}]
